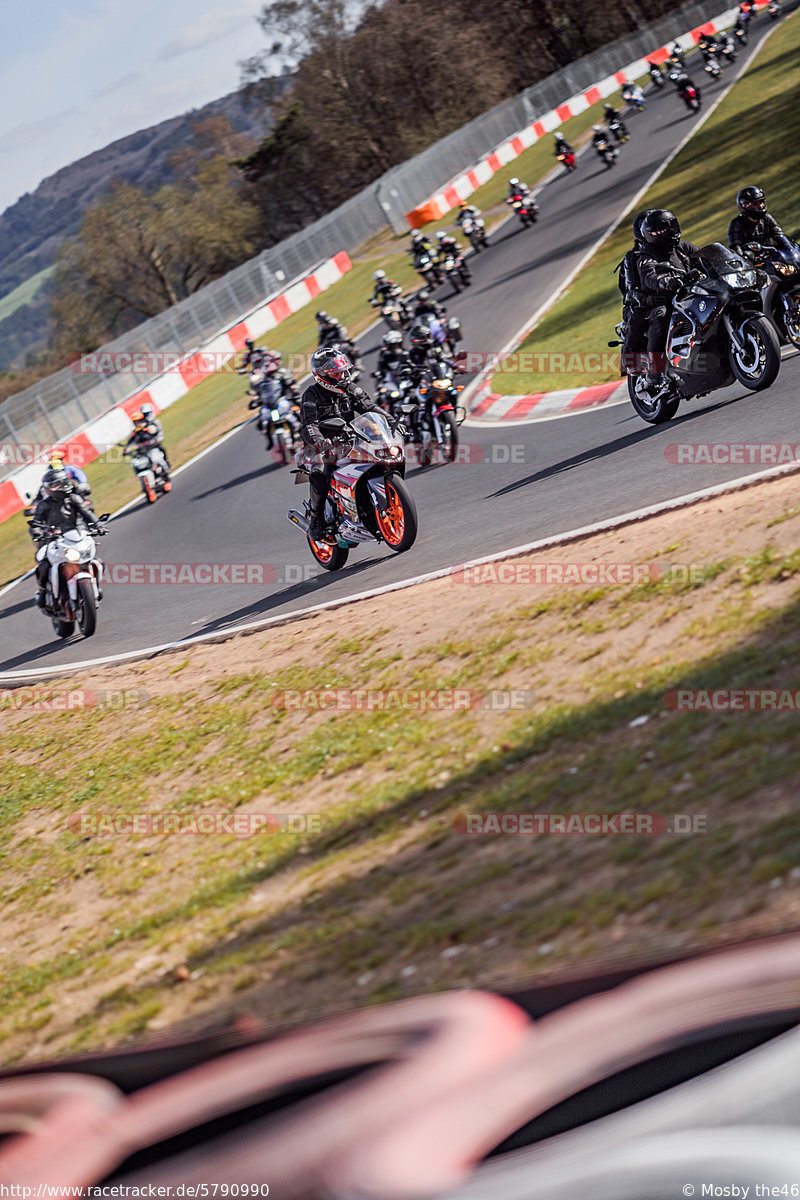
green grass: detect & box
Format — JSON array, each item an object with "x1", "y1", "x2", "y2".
[
  {"x1": 492, "y1": 16, "x2": 800, "y2": 395},
  {"x1": 4, "y1": 528, "x2": 800, "y2": 1054},
  {"x1": 0, "y1": 268, "x2": 54, "y2": 324}
]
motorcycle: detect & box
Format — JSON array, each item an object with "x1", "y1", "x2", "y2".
[
  {"x1": 413, "y1": 251, "x2": 443, "y2": 287},
  {"x1": 769, "y1": 0, "x2": 782, "y2": 18},
  {"x1": 734, "y1": 21, "x2": 748, "y2": 46},
  {"x1": 440, "y1": 250, "x2": 472, "y2": 293},
  {"x1": 719, "y1": 34, "x2": 737, "y2": 64},
  {"x1": 374, "y1": 374, "x2": 413, "y2": 417},
  {"x1": 606, "y1": 117, "x2": 629, "y2": 144},
  {"x1": 370, "y1": 287, "x2": 412, "y2": 331},
  {"x1": 594, "y1": 136, "x2": 618, "y2": 168},
  {"x1": 615, "y1": 242, "x2": 781, "y2": 424},
  {"x1": 506, "y1": 192, "x2": 539, "y2": 228},
  {"x1": 746, "y1": 240, "x2": 800, "y2": 349},
  {"x1": 288, "y1": 411, "x2": 418, "y2": 571},
  {"x1": 248, "y1": 380, "x2": 301, "y2": 464},
  {"x1": 704, "y1": 54, "x2": 722, "y2": 79},
  {"x1": 460, "y1": 215, "x2": 489, "y2": 252},
  {"x1": 621, "y1": 85, "x2": 646, "y2": 111},
  {"x1": 405, "y1": 364, "x2": 465, "y2": 466},
  {"x1": 29, "y1": 516, "x2": 110, "y2": 639},
  {"x1": 123, "y1": 435, "x2": 171, "y2": 504},
  {"x1": 671, "y1": 74, "x2": 701, "y2": 111},
  {"x1": 648, "y1": 62, "x2": 666, "y2": 87},
  {"x1": 557, "y1": 149, "x2": 577, "y2": 173}
]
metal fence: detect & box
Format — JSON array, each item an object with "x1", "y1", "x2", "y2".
[{"x1": 0, "y1": 0, "x2": 729, "y2": 476}]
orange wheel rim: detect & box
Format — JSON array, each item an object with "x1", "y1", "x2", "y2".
[
  {"x1": 377, "y1": 484, "x2": 405, "y2": 545},
  {"x1": 312, "y1": 537, "x2": 333, "y2": 562}
]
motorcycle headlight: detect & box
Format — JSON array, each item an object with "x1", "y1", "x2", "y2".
[
  {"x1": 389, "y1": 446, "x2": 402, "y2": 459},
  {"x1": 433, "y1": 379, "x2": 451, "y2": 389},
  {"x1": 724, "y1": 269, "x2": 758, "y2": 288},
  {"x1": 271, "y1": 409, "x2": 281, "y2": 420},
  {"x1": 64, "y1": 548, "x2": 81, "y2": 562},
  {"x1": 775, "y1": 262, "x2": 796, "y2": 277}
]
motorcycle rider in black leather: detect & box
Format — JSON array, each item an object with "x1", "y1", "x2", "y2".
[
  {"x1": 300, "y1": 348, "x2": 378, "y2": 540},
  {"x1": 728, "y1": 185, "x2": 791, "y2": 258},
  {"x1": 435, "y1": 231, "x2": 463, "y2": 259},
  {"x1": 375, "y1": 331, "x2": 410, "y2": 382},
  {"x1": 412, "y1": 289, "x2": 446, "y2": 321},
  {"x1": 554, "y1": 131, "x2": 573, "y2": 158},
  {"x1": 618, "y1": 210, "x2": 654, "y2": 372},
  {"x1": 30, "y1": 470, "x2": 100, "y2": 609},
  {"x1": 371, "y1": 269, "x2": 400, "y2": 304},
  {"x1": 638, "y1": 210, "x2": 700, "y2": 383},
  {"x1": 603, "y1": 103, "x2": 628, "y2": 138}
]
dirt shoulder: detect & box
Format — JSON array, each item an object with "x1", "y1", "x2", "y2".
[{"x1": 4, "y1": 472, "x2": 800, "y2": 1063}]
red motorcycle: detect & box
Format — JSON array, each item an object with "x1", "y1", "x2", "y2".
[
  {"x1": 506, "y1": 191, "x2": 539, "y2": 228},
  {"x1": 557, "y1": 150, "x2": 577, "y2": 173}
]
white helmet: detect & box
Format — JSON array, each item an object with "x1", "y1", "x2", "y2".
[
  {"x1": 436, "y1": 230, "x2": 447, "y2": 240},
  {"x1": 510, "y1": 177, "x2": 520, "y2": 187},
  {"x1": 373, "y1": 269, "x2": 386, "y2": 280},
  {"x1": 593, "y1": 125, "x2": 602, "y2": 132}
]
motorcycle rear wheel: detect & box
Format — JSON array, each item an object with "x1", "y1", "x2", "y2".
[
  {"x1": 627, "y1": 375, "x2": 680, "y2": 424},
  {"x1": 729, "y1": 315, "x2": 781, "y2": 390},
  {"x1": 375, "y1": 475, "x2": 418, "y2": 553},
  {"x1": 307, "y1": 536, "x2": 349, "y2": 571},
  {"x1": 782, "y1": 296, "x2": 800, "y2": 349}
]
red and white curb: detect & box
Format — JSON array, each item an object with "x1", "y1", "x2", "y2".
[
  {"x1": 0, "y1": 251, "x2": 352, "y2": 524},
  {"x1": 405, "y1": 3, "x2": 756, "y2": 226},
  {"x1": 469, "y1": 379, "x2": 629, "y2": 422}
]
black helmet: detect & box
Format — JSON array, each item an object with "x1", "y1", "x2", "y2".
[
  {"x1": 737, "y1": 185, "x2": 766, "y2": 217},
  {"x1": 245, "y1": 337, "x2": 254, "y2": 349},
  {"x1": 315, "y1": 310, "x2": 329, "y2": 323},
  {"x1": 42, "y1": 468, "x2": 71, "y2": 498},
  {"x1": 409, "y1": 322, "x2": 434, "y2": 347},
  {"x1": 382, "y1": 330, "x2": 403, "y2": 347},
  {"x1": 310, "y1": 346, "x2": 351, "y2": 394},
  {"x1": 632, "y1": 209, "x2": 652, "y2": 242},
  {"x1": 641, "y1": 209, "x2": 681, "y2": 249}
]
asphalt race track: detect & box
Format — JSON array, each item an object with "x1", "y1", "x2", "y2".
[{"x1": 1, "y1": 26, "x2": 793, "y2": 678}]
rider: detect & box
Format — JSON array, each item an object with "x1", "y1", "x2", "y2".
[
  {"x1": 638, "y1": 209, "x2": 700, "y2": 383},
  {"x1": 591, "y1": 125, "x2": 613, "y2": 155},
  {"x1": 125, "y1": 408, "x2": 172, "y2": 484},
  {"x1": 370, "y1": 269, "x2": 399, "y2": 305},
  {"x1": 455, "y1": 202, "x2": 482, "y2": 230},
  {"x1": 30, "y1": 469, "x2": 101, "y2": 609},
  {"x1": 554, "y1": 131, "x2": 574, "y2": 158},
  {"x1": 411, "y1": 289, "x2": 446, "y2": 323},
  {"x1": 239, "y1": 338, "x2": 265, "y2": 372},
  {"x1": 300, "y1": 347, "x2": 379, "y2": 540},
  {"x1": 621, "y1": 81, "x2": 645, "y2": 108},
  {"x1": 375, "y1": 330, "x2": 410, "y2": 383},
  {"x1": 506, "y1": 176, "x2": 531, "y2": 199},
  {"x1": 728, "y1": 185, "x2": 791, "y2": 259},
  {"x1": 603, "y1": 103, "x2": 628, "y2": 138},
  {"x1": 617, "y1": 210, "x2": 654, "y2": 373},
  {"x1": 435, "y1": 230, "x2": 463, "y2": 259},
  {"x1": 406, "y1": 321, "x2": 453, "y2": 379},
  {"x1": 37, "y1": 453, "x2": 91, "y2": 500},
  {"x1": 408, "y1": 230, "x2": 436, "y2": 262}
]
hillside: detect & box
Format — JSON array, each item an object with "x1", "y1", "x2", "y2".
[{"x1": 0, "y1": 90, "x2": 279, "y2": 368}]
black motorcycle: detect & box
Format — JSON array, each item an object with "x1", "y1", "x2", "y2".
[
  {"x1": 606, "y1": 117, "x2": 629, "y2": 144},
  {"x1": 440, "y1": 248, "x2": 473, "y2": 292},
  {"x1": 616, "y1": 243, "x2": 781, "y2": 424},
  {"x1": 594, "y1": 135, "x2": 618, "y2": 168},
  {"x1": 748, "y1": 240, "x2": 800, "y2": 349},
  {"x1": 648, "y1": 61, "x2": 666, "y2": 87}
]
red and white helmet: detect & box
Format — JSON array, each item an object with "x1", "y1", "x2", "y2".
[{"x1": 311, "y1": 347, "x2": 352, "y2": 394}]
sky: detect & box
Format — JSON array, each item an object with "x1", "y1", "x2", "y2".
[{"x1": 0, "y1": 0, "x2": 273, "y2": 215}]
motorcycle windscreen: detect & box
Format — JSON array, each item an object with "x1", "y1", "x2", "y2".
[
  {"x1": 697, "y1": 242, "x2": 752, "y2": 277},
  {"x1": 351, "y1": 411, "x2": 398, "y2": 446}
]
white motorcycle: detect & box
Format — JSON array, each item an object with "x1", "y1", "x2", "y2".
[
  {"x1": 31, "y1": 518, "x2": 110, "y2": 639},
  {"x1": 124, "y1": 435, "x2": 171, "y2": 504}
]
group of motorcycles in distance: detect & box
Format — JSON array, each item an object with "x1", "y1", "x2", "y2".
[{"x1": 19, "y1": 0, "x2": 790, "y2": 623}]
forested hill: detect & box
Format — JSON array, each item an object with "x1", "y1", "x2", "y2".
[{"x1": 0, "y1": 90, "x2": 275, "y2": 305}]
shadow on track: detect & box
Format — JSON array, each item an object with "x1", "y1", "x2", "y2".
[
  {"x1": 192, "y1": 462, "x2": 283, "y2": 500},
  {"x1": 485, "y1": 393, "x2": 744, "y2": 498}
]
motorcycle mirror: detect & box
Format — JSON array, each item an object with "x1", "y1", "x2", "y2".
[{"x1": 98, "y1": 513, "x2": 111, "y2": 522}]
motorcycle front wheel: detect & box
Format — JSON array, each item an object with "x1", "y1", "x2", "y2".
[
  {"x1": 375, "y1": 475, "x2": 418, "y2": 552},
  {"x1": 76, "y1": 579, "x2": 97, "y2": 637},
  {"x1": 627, "y1": 375, "x2": 680, "y2": 424},
  {"x1": 437, "y1": 412, "x2": 458, "y2": 463},
  {"x1": 52, "y1": 615, "x2": 75, "y2": 639},
  {"x1": 729, "y1": 315, "x2": 781, "y2": 390}
]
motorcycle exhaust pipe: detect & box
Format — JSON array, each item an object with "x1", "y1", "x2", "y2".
[{"x1": 288, "y1": 509, "x2": 310, "y2": 533}]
